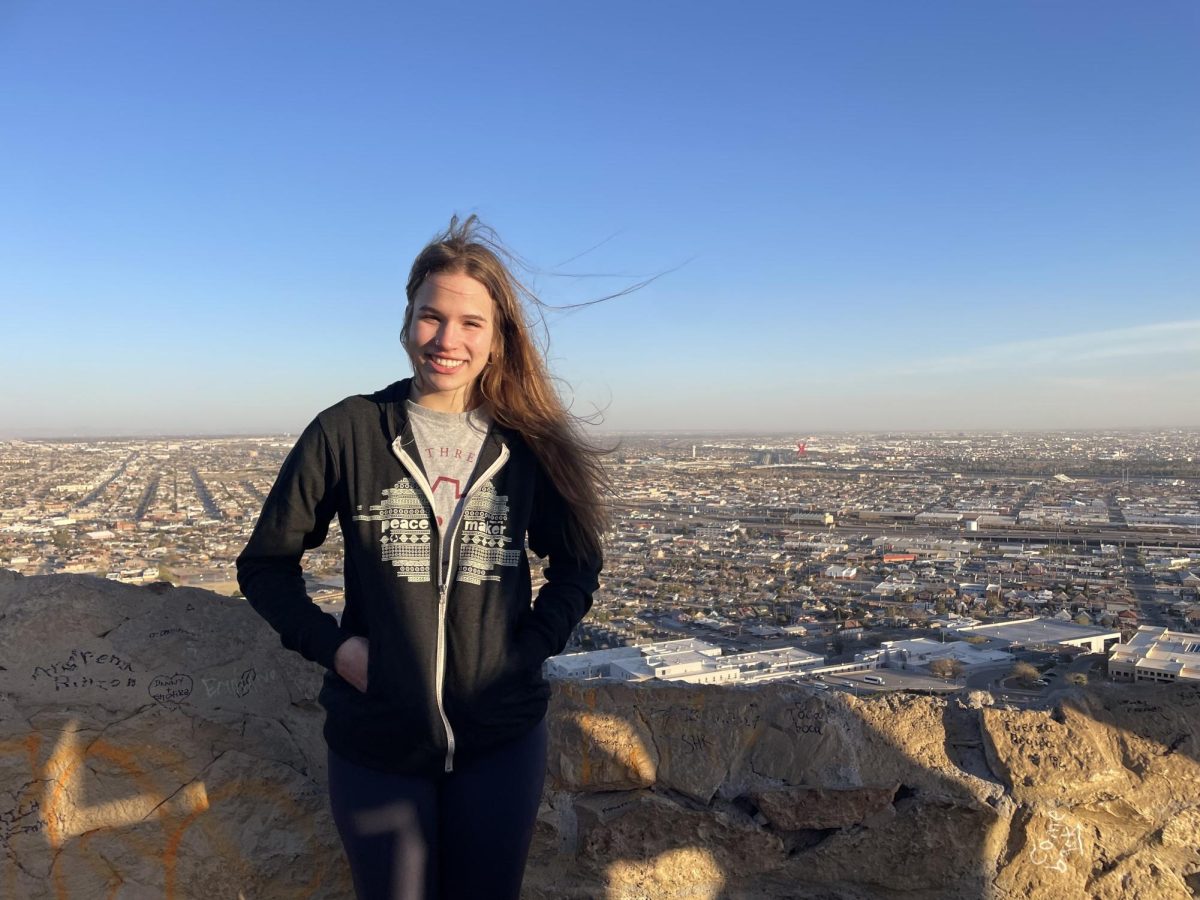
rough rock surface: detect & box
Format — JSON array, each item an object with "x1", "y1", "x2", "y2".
[
  {"x1": 752, "y1": 784, "x2": 899, "y2": 830},
  {"x1": 3, "y1": 573, "x2": 1200, "y2": 899},
  {"x1": 0, "y1": 572, "x2": 345, "y2": 899}
]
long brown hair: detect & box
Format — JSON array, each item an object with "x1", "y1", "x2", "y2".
[{"x1": 402, "y1": 215, "x2": 609, "y2": 558}]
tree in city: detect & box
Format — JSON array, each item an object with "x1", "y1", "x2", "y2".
[
  {"x1": 1067, "y1": 672, "x2": 1087, "y2": 686},
  {"x1": 928, "y1": 657, "x2": 965, "y2": 680},
  {"x1": 1010, "y1": 661, "x2": 1039, "y2": 684}
]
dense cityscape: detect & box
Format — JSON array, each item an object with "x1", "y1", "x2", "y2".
[{"x1": 3, "y1": 430, "x2": 1199, "y2": 700}]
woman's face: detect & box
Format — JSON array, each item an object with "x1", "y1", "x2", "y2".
[{"x1": 405, "y1": 271, "x2": 497, "y2": 412}]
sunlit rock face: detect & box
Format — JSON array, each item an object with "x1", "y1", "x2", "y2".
[
  {"x1": 3, "y1": 572, "x2": 1200, "y2": 900},
  {"x1": 0, "y1": 571, "x2": 347, "y2": 899},
  {"x1": 536, "y1": 663, "x2": 1200, "y2": 898}
]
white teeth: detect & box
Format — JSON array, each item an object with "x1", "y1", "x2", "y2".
[{"x1": 431, "y1": 357, "x2": 465, "y2": 368}]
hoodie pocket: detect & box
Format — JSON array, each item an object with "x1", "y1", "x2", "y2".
[
  {"x1": 365, "y1": 638, "x2": 382, "y2": 699},
  {"x1": 509, "y1": 619, "x2": 551, "y2": 676}
]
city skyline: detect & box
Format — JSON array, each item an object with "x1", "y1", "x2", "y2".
[{"x1": 3, "y1": 2, "x2": 1198, "y2": 436}]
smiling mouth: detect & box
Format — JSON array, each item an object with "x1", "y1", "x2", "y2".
[{"x1": 427, "y1": 355, "x2": 466, "y2": 370}]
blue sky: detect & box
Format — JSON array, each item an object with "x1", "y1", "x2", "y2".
[{"x1": 2, "y1": 1, "x2": 1197, "y2": 436}]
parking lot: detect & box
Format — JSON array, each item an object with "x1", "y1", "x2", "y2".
[{"x1": 819, "y1": 670, "x2": 961, "y2": 694}]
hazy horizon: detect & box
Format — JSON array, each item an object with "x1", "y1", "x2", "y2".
[{"x1": 5, "y1": 422, "x2": 1199, "y2": 442}]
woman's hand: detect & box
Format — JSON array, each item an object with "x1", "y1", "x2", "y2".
[{"x1": 334, "y1": 636, "x2": 370, "y2": 693}]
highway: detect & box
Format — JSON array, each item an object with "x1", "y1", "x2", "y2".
[{"x1": 623, "y1": 501, "x2": 1200, "y2": 549}]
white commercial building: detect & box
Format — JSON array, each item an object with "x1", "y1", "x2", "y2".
[
  {"x1": 545, "y1": 638, "x2": 825, "y2": 685},
  {"x1": 956, "y1": 617, "x2": 1120, "y2": 654},
  {"x1": 545, "y1": 639, "x2": 715, "y2": 680},
  {"x1": 875, "y1": 638, "x2": 1012, "y2": 670},
  {"x1": 1108, "y1": 626, "x2": 1200, "y2": 684}
]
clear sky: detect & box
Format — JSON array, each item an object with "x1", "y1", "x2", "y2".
[{"x1": 2, "y1": 1, "x2": 1197, "y2": 436}]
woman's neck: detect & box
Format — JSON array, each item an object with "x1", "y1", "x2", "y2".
[{"x1": 408, "y1": 380, "x2": 478, "y2": 414}]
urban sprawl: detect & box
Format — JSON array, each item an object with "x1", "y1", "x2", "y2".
[{"x1": 3, "y1": 430, "x2": 1199, "y2": 705}]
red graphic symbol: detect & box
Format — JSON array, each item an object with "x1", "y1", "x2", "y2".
[
  {"x1": 429, "y1": 477, "x2": 464, "y2": 499},
  {"x1": 428, "y1": 477, "x2": 463, "y2": 527}
]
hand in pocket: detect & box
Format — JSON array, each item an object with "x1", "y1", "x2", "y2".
[{"x1": 334, "y1": 636, "x2": 370, "y2": 693}]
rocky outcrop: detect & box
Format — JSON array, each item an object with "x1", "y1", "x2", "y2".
[
  {"x1": 2, "y1": 572, "x2": 1199, "y2": 899},
  {"x1": 0, "y1": 571, "x2": 343, "y2": 899}
]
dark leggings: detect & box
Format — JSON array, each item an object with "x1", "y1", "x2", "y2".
[{"x1": 327, "y1": 719, "x2": 548, "y2": 900}]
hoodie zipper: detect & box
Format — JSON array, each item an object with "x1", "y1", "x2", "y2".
[{"x1": 393, "y1": 436, "x2": 510, "y2": 773}]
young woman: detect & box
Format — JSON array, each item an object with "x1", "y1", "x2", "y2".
[{"x1": 236, "y1": 216, "x2": 606, "y2": 900}]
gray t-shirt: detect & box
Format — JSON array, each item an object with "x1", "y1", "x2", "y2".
[{"x1": 405, "y1": 400, "x2": 490, "y2": 572}]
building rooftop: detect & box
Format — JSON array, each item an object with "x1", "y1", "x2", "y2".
[
  {"x1": 1110, "y1": 626, "x2": 1200, "y2": 679},
  {"x1": 958, "y1": 616, "x2": 1118, "y2": 649},
  {"x1": 547, "y1": 639, "x2": 823, "y2": 685},
  {"x1": 877, "y1": 637, "x2": 1012, "y2": 667}
]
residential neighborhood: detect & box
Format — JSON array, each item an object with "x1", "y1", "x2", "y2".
[{"x1": 3, "y1": 429, "x2": 1198, "y2": 699}]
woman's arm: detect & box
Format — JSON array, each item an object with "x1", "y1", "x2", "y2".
[
  {"x1": 236, "y1": 416, "x2": 348, "y2": 671},
  {"x1": 522, "y1": 468, "x2": 603, "y2": 667}
]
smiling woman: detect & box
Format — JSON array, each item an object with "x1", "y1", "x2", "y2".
[
  {"x1": 237, "y1": 215, "x2": 609, "y2": 900},
  {"x1": 404, "y1": 271, "x2": 496, "y2": 412}
]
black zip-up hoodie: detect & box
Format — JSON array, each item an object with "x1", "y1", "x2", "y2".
[{"x1": 236, "y1": 380, "x2": 600, "y2": 775}]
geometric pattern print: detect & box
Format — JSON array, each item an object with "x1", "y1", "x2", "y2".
[
  {"x1": 456, "y1": 481, "x2": 521, "y2": 585},
  {"x1": 352, "y1": 478, "x2": 432, "y2": 583}
]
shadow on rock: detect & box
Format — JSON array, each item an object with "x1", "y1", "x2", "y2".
[
  {"x1": 4, "y1": 574, "x2": 1199, "y2": 899},
  {"x1": 525, "y1": 678, "x2": 1200, "y2": 900}
]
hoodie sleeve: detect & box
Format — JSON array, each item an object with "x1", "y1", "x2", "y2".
[
  {"x1": 523, "y1": 465, "x2": 602, "y2": 665},
  {"x1": 236, "y1": 416, "x2": 347, "y2": 671}
]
